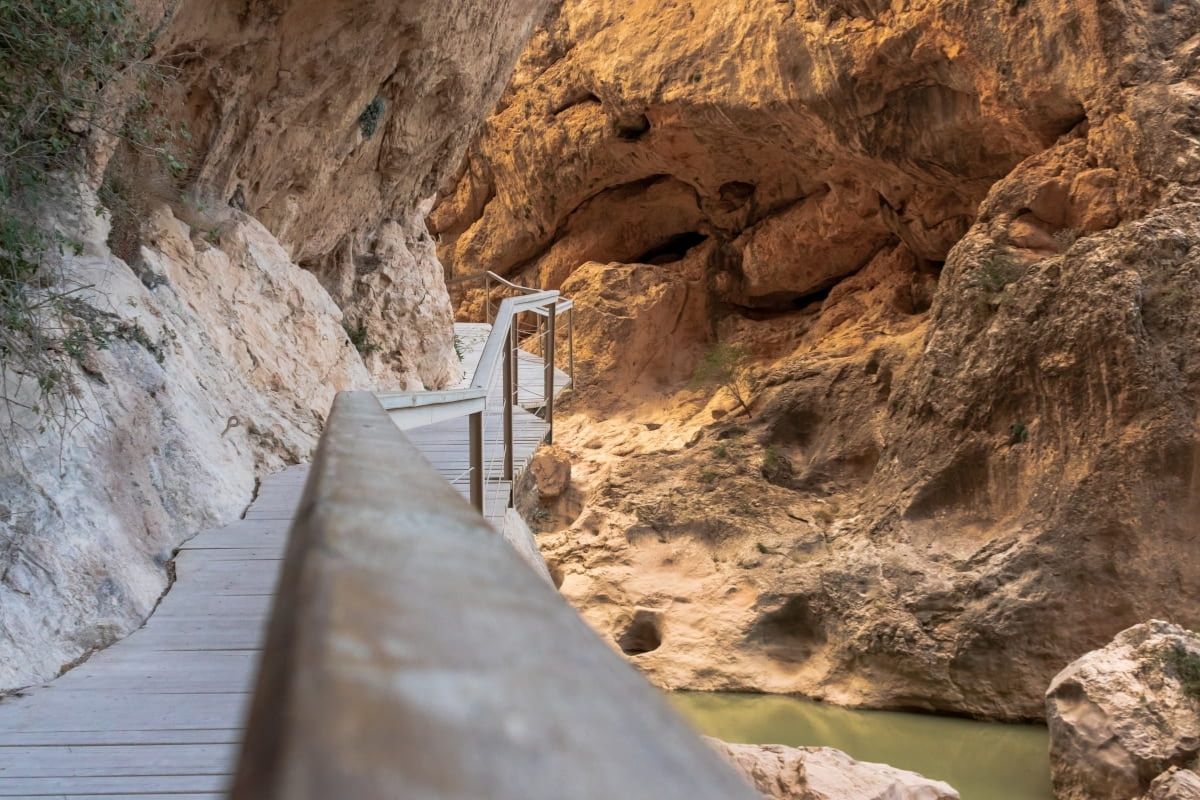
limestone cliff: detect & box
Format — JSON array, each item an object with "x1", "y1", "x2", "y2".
[
  {"x1": 0, "y1": 0, "x2": 550, "y2": 691},
  {"x1": 435, "y1": 0, "x2": 1200, "y2": 719}
]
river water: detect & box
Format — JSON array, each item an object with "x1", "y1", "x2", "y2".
[{"x1": 671, "y1": 692, "x2": 1052, "y2": 800}]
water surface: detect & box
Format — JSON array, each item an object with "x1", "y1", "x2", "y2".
[{"x1": 671, "y1": 692, "x2": 1052, "y2": 800}]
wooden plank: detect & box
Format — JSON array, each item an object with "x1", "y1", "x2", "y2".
[
  {"x1": 0, "y1": 773, "x2": 229, "y2": 795},
  {"x1": 0, "y1": 729, "x2": 241, "y2": 747},
  {"x1": 0, "y1": 743, "x2": 237, "y2": 777},
  {"x1": 0, "y1": 692, "x2": 250, "y2": 733}
]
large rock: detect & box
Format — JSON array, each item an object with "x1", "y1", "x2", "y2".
[
  {"x1": 529, "y1": 445, "x2": 573, "y2": 500},
  {"x1": 466, "y1": 0, "x2": 1200, "y2": 720},
  {"x1": 1046, "y1": 621, "x2": 1200, "y2": 800},
  {"x1": 108, "y1": 0, "x2": 552, "y2": 391},
  {"x1": 707, "y1": 738, "x2": 959, "y2": 800},
  {"x1": 0, "y1": 196, "x2": 369, "y2": 690}
]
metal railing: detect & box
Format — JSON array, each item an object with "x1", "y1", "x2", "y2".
[
  {"x1": 376, "y1": 273, "x2": 572, "y2": 514},
  {"x1": 229, "y1": 392, "x2": 757, "y2": 800}
]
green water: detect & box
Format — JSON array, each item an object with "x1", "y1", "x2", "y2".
[{"x1": 671, "y1": 693, "x2": 1052, "y2": 800}]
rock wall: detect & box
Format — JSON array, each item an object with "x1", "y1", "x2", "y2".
[
  {"x1": 0, "y1": 195, "x2": 369, "y2": 689},
  {"x1": 0, "y1": 0, "x2": 551, "y2": 691},
  {"x1": 435, "y1": 0, "x2": 1200, "y2": 718}
]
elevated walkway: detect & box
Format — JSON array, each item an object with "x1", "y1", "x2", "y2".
[
  {"x1": 0, "y1": 313, "x2": 569, "y2": 798},
  {"x1": 0, "y1": 278, "x2": 752, "y2": 800}
]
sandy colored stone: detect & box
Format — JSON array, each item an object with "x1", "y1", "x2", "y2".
[
  {"x1": 530, "y1": 445, "x2": 573, "y2": 500},
  {"x1": 1147, "y1": 769, "x2": 1200, "y2": 800},
  {"x1": 707, "y1": 738, "x2": 959, "y2": 800},
  {"x1": 508, "y1": 0, "x2": 1200, "y2": 721},
  {"x1": 560, "y1": 258, "x2": 711, "y2": 399},
  {"x1": 1046, "y1": 621, "x2": 1200, "y2": 800}
]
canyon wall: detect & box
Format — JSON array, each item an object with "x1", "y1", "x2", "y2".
[
  {"x1": 435, "y1": 0, "x2": 1200, "y2": 719},
  {"x1": 0, "y1": 0, "x2": 551, "y2": 691}
]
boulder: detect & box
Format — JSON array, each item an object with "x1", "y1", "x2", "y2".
[
  {"x1": 1046, "y1": 621, "x2": 1200, "y2": 800},
  {"x1": 707, "y1": 738, "x2": 959, "y2": 800},
  {"x1": 529, "y1": 445, "x2": 573, "y2": 500},
  {"x1": 1147, "y1": 769, "x2": 1200, "y2": 800}
]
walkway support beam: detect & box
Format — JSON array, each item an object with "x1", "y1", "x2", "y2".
[
  {"x1": 503, "y1": 323, "x2": 515, "y2": 483},
  {"x1": 469, "y1": 410, "x2": 484, "y2": 512},
  {"x1": 231, "y1": 392, "x2": 756, "y2": 800}
]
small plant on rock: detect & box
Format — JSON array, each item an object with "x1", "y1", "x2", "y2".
[
  {"x1": 342, "y1": 319, "x2": 377, "y2": 356},
  {"x1": 358, "y1": 96, "x2": 385, "y2": 139},
  {"x1": 1, "y1": 0, "x2": 183, "y2": 441},
  {"x1": 1163, "y1": 644, "x2": 1200, "y2": 700},
  {"x1": 691, "y1": 342, "x2": 753, "y2": 418},
  {"x1": 974, "y1": 253, "x2": 1026, "y2": 295},
  {"x1": 1053, "y1": 228, "x2": 1082, "y2": 250},
  {"x1": 761, "y1": 445, "x2": 794, "y2": 485}
]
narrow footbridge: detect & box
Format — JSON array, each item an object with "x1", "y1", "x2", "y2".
[{"x1": 0, "y1": 276, "x2": 754, "y2": 799}]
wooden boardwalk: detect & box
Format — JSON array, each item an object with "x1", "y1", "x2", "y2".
[
  {"x1": 0, "y1": 322, "x2": 567, "y2": 798},
  {"x1": 431, "y1": 322, "x2": 570, "y2": 528}
]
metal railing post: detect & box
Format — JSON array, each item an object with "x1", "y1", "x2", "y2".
[
  {"x1": 503, "y1": 323, "x2": 515, "y2": 486},
  {"x1": 485, "y1": 273, "x2": 492, "y2": 324},
  {"x1": 512, "y1": 311, "x2": 521, "y2": 401},
  {"x1": 544, "y1": 304, "x2": 556, "y2": 444},
  {"x1": 568, "y1": 305, "x2": 575, "y2": 389},
  {"x1": 469, "y1": 411, "x2": 483, "y2": 512}
]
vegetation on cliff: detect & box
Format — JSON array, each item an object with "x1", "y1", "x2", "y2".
[{"x1": 0, "y1": 0, "x2": 153, "y2": 435}]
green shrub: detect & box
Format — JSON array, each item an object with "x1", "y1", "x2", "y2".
[
  {"x1": 1163, "y1": 644, "x2": 1200, "y2": 700},
  {"x1": 692, "y1": 342, "x2": 753, "y2": 417},
  {"x1": 343, "y1": 319, "x2": 377, "y2": 356},
  {"x1": 974, "y1": 253, "x2": 1025, "y2": 294},
  {"x1": 761, "y1": 445, "x2": 793, "y2": 484},
  {"x1": 358, "y1": 97, "x2": 385, "y2": 139},
  {"x1": 1009, "y1": 422, "x2": 1029, "y2": 445},
  {"x1": 1, "y1": 0, "x2": 155, "y2": 436}
]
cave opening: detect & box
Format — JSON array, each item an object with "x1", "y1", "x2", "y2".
[
  {"x1": 618, "y1": 610, "x2": 662, "y2": 655},
  {"x1": 729, "y1": 282, "x2": 837, "y2": 319},
  {"x1": 615, "y1": 113, "x2": 651, "y2": 141},
  {"x1": 747, "y1": 595, "x2": 826, "y2": 663},
  {"x1": 552, "y1": 91, "x2": 601, "y2": 116},
  {"x1": 635, "y1": 231, "x2": 708, "y2": 264}
]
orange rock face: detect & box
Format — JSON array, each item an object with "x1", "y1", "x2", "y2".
[{"x1": 435, "y1": 0, "x2": 1200, "y2": 719}]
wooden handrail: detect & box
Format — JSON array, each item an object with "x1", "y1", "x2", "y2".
[{"x1": 230, "y1": 392, "x2": 757, "y2": 800}]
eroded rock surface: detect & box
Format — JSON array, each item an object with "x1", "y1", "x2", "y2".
[
  {"x1": 708, "y1": 737, "x2": 959, "y2": 800},
  {"x1": 1148, "y1": 769, "x2": 1200, "y2": 800},
  {"x1": 0, "y1": 195, "x2": 369, "y2": 689},
  {"x1": 440, "y1": 0, "x2": 1200, "y2": 719},
  {"x1": 1046, "y1": 621, "x2": 1200, "y2": 800}
]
